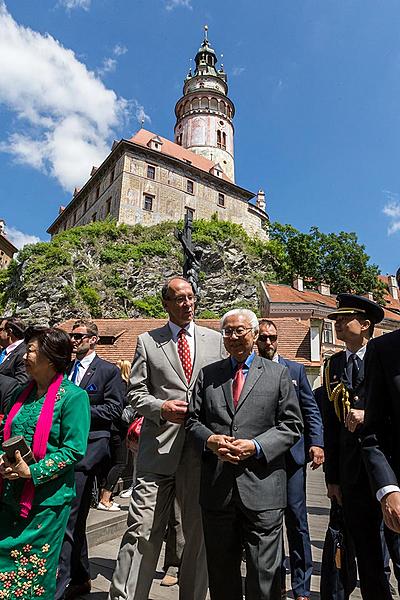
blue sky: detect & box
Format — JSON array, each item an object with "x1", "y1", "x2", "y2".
[{"x1": 0, "y1": 0, "x2": 400, "y2": 275}]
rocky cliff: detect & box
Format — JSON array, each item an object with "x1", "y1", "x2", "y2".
[{"x1": 0, "y1": 218, "x2": 277, "y2": 326}]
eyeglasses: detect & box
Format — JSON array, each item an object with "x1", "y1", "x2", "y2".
[
  {"x1": 258, "y1": 334, "x2": 278, "y2": 343},
  {"x1": 222, "y1": 327, "x2": 253, "y2": 338},
  {"x1": 167, "y1": 295, "x2": 196, "y2": 306},
  {"x1": 69, "y1": 333, "x2": 92, "y2": 341}
]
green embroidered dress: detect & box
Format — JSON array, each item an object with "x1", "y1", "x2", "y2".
[{"x1": 0, "y1": 377, "x2": 90, "y2": 599}]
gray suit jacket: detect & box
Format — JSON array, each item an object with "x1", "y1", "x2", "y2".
[
  {"x1": 186, "y1": 355, "x2": 303, "y2": 511},
  {"x1": 129, "y1": 323, "x2": 225, "y2": 475}
]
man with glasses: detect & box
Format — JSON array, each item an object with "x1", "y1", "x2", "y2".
[
  {"x1": 257, "y1": 319, "x2": 324, "y2": 600},
  {"x1": 187, "y1": 308, "x2": 303, "y2": 600},
  {"x1": 56, "y1": 319, "x2": 124, "y2": 600},
  {"x1": 109, "y1": 277, "x2": 225, "y2": 600}
]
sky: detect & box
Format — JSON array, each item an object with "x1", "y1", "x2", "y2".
[{"x1": 0, "y1": 0, "x2": 400, "y2": 275}]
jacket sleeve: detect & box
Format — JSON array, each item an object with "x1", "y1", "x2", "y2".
[
  {"x1": 30, "y1": 388, "x2": 90, "y2": 486},
  {"x1": 128, "y1": 336, "x2": 165, "y2": 425},
  {"x1": 254, "y1": 366, "x2": 303, "y2": 463},
  {"x1": 321, "y1": 360, "x2": 341, "y2": 485},
  {"x1": 298, "y1": 364, "x2": 324, "y2": 451},
  {"x1": 90, "y1": 365, "x2": 124, "y2": 428},
  {"x1": 10, "y1": 353, "x2": 30, "y2": 386},
  {"x1": 361, "y1": 340, "x2": 398, "y2": 493}
]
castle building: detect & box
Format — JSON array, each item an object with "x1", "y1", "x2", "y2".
[
  {"x1": 47, "y1": 29, "x2": 268, "y2": 239},
  {"x1": 0, "y1": 220, "x2": 18, "y2": 270}
]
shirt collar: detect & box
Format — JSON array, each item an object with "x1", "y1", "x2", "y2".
[
  {"x1": 272, "y1": 352, "x2": 280, "y2": 363},
  {"x1": 230, "y1": 350, "x2": 256, "y2": 371},
  {"x1": 75, "y1": 351, "x2": 96, "y2": 368},
  {"x1": 168, "y1": 320, "x2": 195, "y2": 342},
  {"x1": 5, "y1": 339, "x2": 24, "y2": 355},
  {"x1": 346, "y1": 345, "x2": 367, "y2": 361}
]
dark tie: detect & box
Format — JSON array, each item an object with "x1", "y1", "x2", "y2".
[
  {"x1": 347, "y1": 354, "x2": 360, "y2": 389},
  {"x1": 232, "y1": 363, "x2": 245, "y2": 409},
  {"x1": 71, "y1": 360, "x2": 81, "y2": 384},
  {"x1": 177, "y1": 329, "x2": 192, "y2": 382}
]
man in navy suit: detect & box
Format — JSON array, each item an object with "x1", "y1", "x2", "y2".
[
  {"x1": 56, "y1": 319, "x2": 124, "y2": 600},
  {"x1": 0, "y1": 316, "x2": 29, "y2": 386},
  {"x1": 257, "y1": 319, "x2": 324, "y2": 600}
]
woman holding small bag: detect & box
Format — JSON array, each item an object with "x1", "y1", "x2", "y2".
[{"x1": 0, "y1": 326, "x2": 90, "y2": 599}]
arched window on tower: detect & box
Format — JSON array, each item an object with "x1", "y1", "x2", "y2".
[
  {"x1": 192, "y1": 98, "x2": 200, "y2": 110},
  {"x1": 210, "y1": 98, "x2": 218, "y2": 111},
  {"x1": 201, "y1": 97, "x2": 209, "y2": 110},
  {"x1": 222, "y1": 131, "x2": 226, "y2": 150},
  {"x1": 217, "y1": 130, "x2": 222, "y2": 148}
]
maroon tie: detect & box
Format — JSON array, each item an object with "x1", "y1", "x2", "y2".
[
  {"x1": 177, "y1": 328, "x2": 192, "y2": 382},
  {"x1": 232, "y1": 363, "x2": 245, "y2": 409}
]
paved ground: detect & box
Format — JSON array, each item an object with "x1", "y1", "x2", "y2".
[{"x1": 81, "y1": 467, "x2": 397, "y2": 599}]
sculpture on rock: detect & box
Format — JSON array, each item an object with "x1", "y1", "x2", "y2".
[{"x1": 175, "y1": 211, "x2": 203, "y2": 297}]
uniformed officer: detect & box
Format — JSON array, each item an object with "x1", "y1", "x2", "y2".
[{"x1": 321, "y1": 293, "x2": 392, "y2": 599}]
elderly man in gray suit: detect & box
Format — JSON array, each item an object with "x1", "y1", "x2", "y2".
[
  {"x1": 186, "y1": 308, "x2": 303, "y2": 600},
  {"x1": 109, "y1": 276, "x2": 225, "y2": 600}
]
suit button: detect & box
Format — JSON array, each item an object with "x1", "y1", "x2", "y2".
[
  {"x1": 354, "y1": 396, "x2": 358, "y2": 401},
  {"x1": 233, "y1": 425, "x2": 238, "y2": 431}
]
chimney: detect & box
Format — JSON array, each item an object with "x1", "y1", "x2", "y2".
[
  {"x1": 0, "y1": 219, "x2": 5, "y2": 235},
  {"x1": 388, "y1": 275, "x2": 399, "y2": 300},
  {"x1": 318, "y1": 282, "x2": 331, "y2": 296},
  {"x1": 256, "y1": 189, "x2": 266, "y2": 211},
  {"x1": 366, "y1": 292, "x2": 374, "y2": 301},
  {"x1": 292, "y1": 275, "x2": 304, "y2": 292}
]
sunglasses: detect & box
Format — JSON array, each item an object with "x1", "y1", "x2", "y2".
[
  {"x1": 258, "y1": 334, "x2": 277, "y2": 343},
  {"x1": 69, "y1": 333, "x2": 92, "y2": 341}
]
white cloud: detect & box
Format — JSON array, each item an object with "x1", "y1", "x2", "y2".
[
  {"x1": 5, "y1": 226, "x2": 42, "y2": 249},
  {"x1": 98, "y1": 57, "x2": 117, "y2": 76},
  {"x1": 382, "y1": 190, "x2": 400, "y2": 235},
  {"x1": 164, "y1": 0, "x2": 192, "y2": 11},
  {"x1": 0, "y1": 3, "x2": 149, "y2": 192},
  {"x1": 232, "y1": 66, "x2": 245, "y2": 77},
  {"x1": 131, "y1": 100, "x2": 151, "y2": 125},
  {"x1": 113, "y1": 44, "x2": 128, "y2": 57},
  {"x1": 57, "y1": 0, "x2": 91, "y2": 11}
]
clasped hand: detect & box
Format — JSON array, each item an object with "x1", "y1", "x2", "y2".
[
  {"x1": 0, "y1": 450, "x2": 31, "y2": 480},
  {"x1": 206, "y1": 435, "x2": 256, "y2": 463}
]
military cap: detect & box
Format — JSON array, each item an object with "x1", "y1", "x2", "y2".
[{"x1": 327, "y1": 293, "x2": 384, "y2": 324}]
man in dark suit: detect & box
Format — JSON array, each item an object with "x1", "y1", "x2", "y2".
[
  {"x1": 187, "y1": 308, "x2": 303, "y2": 600},
  {"x1": 257, "y1": 319, "x2": 324, "y2": 600},
  {"x1": 0, "y1": 316, "x2": 29, "y2": 387},
  {"x1": 321, "y1": 294, "x2": 392, "y2": 599},
  {"x1": 56, "y1": 319, "x2": 124, "y2": 600}
]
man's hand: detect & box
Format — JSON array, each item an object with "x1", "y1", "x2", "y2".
[
  {"x1": 1, "y1": 450, "x2": 31, "y2": 480},
  {"x1": 309, "y1": 446, "x2": 324, "y2": 470},
  {"x1": 161, "y1": 400, "x2": 188, "y2": 424},
  {"x1": 206, "y1": 435, "x2": 239, "y2": 464},
  {"x1": 327, "y1": 483, "x2": 342, "y2": 506},
  {"x1": 230, "y1": 439, "x2": 256, "y2": 461},
  {"x1": 345, "y1": 409, "x2": 364, "y2": 433},
  {"x1": 380, "y1": 491, "x2": 400, "y2": 533}
]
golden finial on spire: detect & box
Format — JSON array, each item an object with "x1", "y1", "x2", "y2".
[{"x1": 204, "y1": 24, "x2": 208, "y2": 41}]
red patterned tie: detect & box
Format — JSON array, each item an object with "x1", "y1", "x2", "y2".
[
  {"x1": 232, "y1": 363, "x2": 245, "y2": 409},
  {"x1": 177, "y1": 328, "x2": 192, "y2": 382}
]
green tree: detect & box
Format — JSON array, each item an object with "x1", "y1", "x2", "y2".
[{"x1": 270, "y1": 223, "x2": 386, "y2": 302}]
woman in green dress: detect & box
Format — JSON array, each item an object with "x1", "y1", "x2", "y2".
[{"x1": 0, "y1": 327, "x2": 90, "y2": 599}]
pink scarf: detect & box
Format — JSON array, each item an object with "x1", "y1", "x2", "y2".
[{"x1": 0, "y1": 373, "x2": 63, "y2": 518}]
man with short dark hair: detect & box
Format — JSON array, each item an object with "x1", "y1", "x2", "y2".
[
  {"x1": 56, "y1": 319, "x2": 124, "y2": 600},
  {"x1": 0, "y1": 316, "x2": 29, "y2": 386},
  {"x1": 321, "y1": 294, "x2": 392, "y2": 599},
  {"x1": 109, "y1": 277, "x2": 225, "y2": 600},
  {"x1": 257, "y1": 319, "x2": 324, "y2": 600}
]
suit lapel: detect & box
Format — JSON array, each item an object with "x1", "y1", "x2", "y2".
[
  {"x1": 156, "y1": 324, "x2": 187, "y2": 387},
  {"x1": 190, "y1": 325, "x2": 205, "y2": 385},
  {"x1": 79, "y1": 356, "x2": 98, "y2": 389},
  {"x1": 220, "y1": 358, "x2": 235, "y2": 416},
  {"x1": 236, "y1": 356, "x2": 263, "y2": 411}
]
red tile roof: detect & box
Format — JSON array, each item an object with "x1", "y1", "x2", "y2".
[{"x1": 128, "y1": 129, "x2": 233, "y2": 183}]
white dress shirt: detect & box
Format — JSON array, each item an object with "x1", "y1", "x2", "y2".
[
  {"x1": 168, "y1": 321, "x2": 195, "y2": 364},
  {"x1": 69, "y1": 351, "x2": 96, "y2": 386},
  {"x1": 5, "y1": 338, "x2": 24, "y2": 356}
]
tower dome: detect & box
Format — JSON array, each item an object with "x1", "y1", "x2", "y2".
[{"x1": 174, "y1": 26, "x2": 235, "y2": 181}]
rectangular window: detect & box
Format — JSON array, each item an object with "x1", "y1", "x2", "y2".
[
  {"x1": 143, "y1": 195, "x2": 153, "y2": 211},
  {"x1": 147, "y1": 165, "x2": 156, "y2": 180},
  {"x1": 186, "y1": 180, "x2": 194, "y2": 194},
  {"x1": 218, "y1": 193, "x2": 225, "y2": 207},
  {"x1": 95, "y1": 186, "x2": 100, "y2": 200},
  {"x1": 323, "y1": 322, "x2": 334, "y2": 344},
  {"x1": 105, "y1": 197, "x2": 112, "y2": 215}
]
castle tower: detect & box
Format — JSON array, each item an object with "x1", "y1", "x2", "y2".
[{"x1": 174, "y1": 26, "x2": 235, "y2": 181}]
